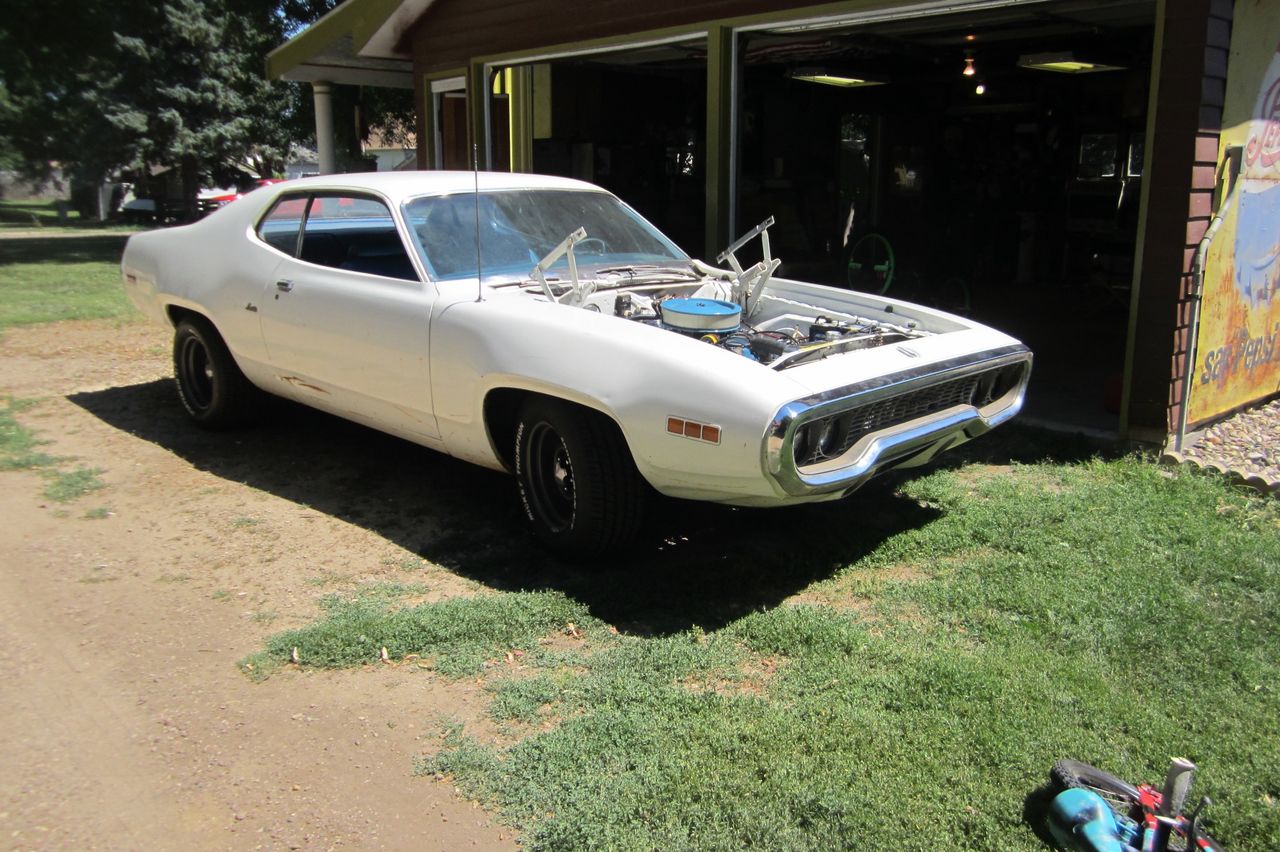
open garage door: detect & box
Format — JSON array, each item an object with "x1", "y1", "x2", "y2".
[
  {"x1": 736, "y1": 0, "x2": 1157, "y2": 434},
  {"x1": 492, "y1": 39, "x2": 708, "y2": 256}
]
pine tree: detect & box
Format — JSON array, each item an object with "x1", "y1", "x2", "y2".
[{"x1": 1, "y1": 0, "x2": 292, "y2": 217}]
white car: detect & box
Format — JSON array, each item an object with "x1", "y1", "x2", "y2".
[{"x1": 121, "y1": 172, "x2": 1031, "y2": 556}]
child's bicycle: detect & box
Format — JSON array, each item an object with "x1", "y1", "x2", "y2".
[{"x1": 1047, "y1": 758, "x2": 1223, "y2": 851}]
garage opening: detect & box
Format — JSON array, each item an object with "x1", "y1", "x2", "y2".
[
  {"x1": 495, "y1": 38, "x2": 708, "y2": 256},
  {"x1": 738, "y1": 0, "x2": 1157, "y2": 434}
]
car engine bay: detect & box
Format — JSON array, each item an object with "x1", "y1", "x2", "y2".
[
  {"x1": 522, "y1": 218, "x2": 932, "y2": 370},
  {"x1": 573, "y1": 283, "x2": 930, "y2": 369}
]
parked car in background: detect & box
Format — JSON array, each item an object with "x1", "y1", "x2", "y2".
[
  {"x1": 121, "y1": 172, "x2": 1032, "y2": 556},
  {"x1": 197, "y1": 178, "x2": 284, "y2": 217}
]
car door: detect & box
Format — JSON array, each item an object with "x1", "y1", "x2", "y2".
[{"x1": 255, "y1": 192, "x2": 439, "y2": 441}]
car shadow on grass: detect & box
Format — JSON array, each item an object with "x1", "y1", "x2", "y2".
[{"x1": 69, "y1": 380, "x2": 1109, "y2": 636}]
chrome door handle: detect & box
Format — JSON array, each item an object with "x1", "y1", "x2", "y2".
[{"x1": 276, "y1": 279, "x2": 294, "y2": 292}]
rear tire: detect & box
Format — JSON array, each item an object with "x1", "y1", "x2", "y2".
[
  {"x1": 514, "y1": 398, "x2": 644, "y2": 558},
  {"x1": 173, "y1": 317, "x2": 258, "y2": 429},
  {"x1": 1050, "y1": 759, "x2": 1141, "y2": 812}
]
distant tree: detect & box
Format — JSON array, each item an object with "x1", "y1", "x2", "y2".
[
  {"x1": 0, "y1": 0, "x2": 138, "y2": 205},
  {"x1": 0, "y1": 82, "x2": 22, "y2": 173},
  {"x1": 1, "y1": 0, "x2": 290, "y2": 217},
  {"x1": 0, "y1": 0, "x2": 416, "y2": 216},
  {"x1": 101, "y1": 0, "x2": 297, "y2": 217}
]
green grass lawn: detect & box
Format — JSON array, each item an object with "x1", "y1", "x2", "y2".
[
  {"x1": 0, "y1": 197, "x2": 138, "y2": 232},
  {"x1": 0, "y1": 230, "x2": 137, "y2": 333},
  {"x1": 0, "y1": 197, "x2": 71, "y2": 228},
  {"x1": 248, "y1": 447, "x2": 1280, "y2": 850},
  {"x1": 4, "y1": 214, "x2": 1274, "y2": 847}
]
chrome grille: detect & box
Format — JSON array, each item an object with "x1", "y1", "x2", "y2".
[
  {"x1": 836, "y1": 375, "x2": 981, "y2": 455},
  {"x1": 792, "y1": 361, "x2": 1027, "y2": 467}
]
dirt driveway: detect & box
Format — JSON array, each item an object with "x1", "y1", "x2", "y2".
[{"x1": 0, "y1": 318, "x2": 521, "y2": 850}]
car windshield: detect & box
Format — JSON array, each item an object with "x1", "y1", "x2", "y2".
[{"x1": 402, "y1": 189, "x2": 689, "y2": 283}]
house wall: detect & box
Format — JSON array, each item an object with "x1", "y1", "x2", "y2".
[
  {"x1": 408, "y1": 0, "x2": 917, "y2": 72},
  {"x1": 400, "y1": 0, "x2": 1229, "y2": 440},
  {"x1": 1123, "y1": 0, "x2": 1232, "y2": 439},
  {"x1": 1185, "y1": 0, "x2": 1280, "y2": 427}
]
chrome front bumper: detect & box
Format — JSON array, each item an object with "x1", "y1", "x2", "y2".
[{"x1": 764, "y1": 344, "x2": 1033, "y2": 497}]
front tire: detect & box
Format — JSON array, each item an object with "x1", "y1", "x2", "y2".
[
  {"x1": 514, "y1": 398, "x2": 644, "y2": 558},
  {"x1": 172, "y1": 317, "x2": 258, "y2": 429}
]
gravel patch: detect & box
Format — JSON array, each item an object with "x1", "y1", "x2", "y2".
[{"x1": 1165, "y1": 397, "x2": 1280, "y2": 495}]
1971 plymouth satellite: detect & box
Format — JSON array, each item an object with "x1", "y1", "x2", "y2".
[{"x1": 122, "y1": 172, "x2": 1031, "y2": 556}]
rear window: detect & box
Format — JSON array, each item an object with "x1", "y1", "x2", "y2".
[{"x1": 256, "y1": 195, "x2": 307, "y2": 255}]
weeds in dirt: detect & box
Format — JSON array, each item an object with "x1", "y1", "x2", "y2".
[
  {"x1": 42, "y1": 466, "x2": 105, "y2": 502},
  {"x1": 0, "y1": 396, "x2": 57, "y2": 469},
  {"x1": 82, "y1": 506, "x2": 113, "y2": 520},
  {"x1": 2, "y1": 397, "x2": 108, "y2": 503},
  {"x1": 246, "y1": 589, "x2": 591, "y2": 680},
  {"x1": 304, "y1": 569, "x2": 348, "y2": 587}
]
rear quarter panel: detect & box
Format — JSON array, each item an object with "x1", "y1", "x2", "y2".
[{"x1": 122, "y1": 197, "x2": 282, "y2": 369}]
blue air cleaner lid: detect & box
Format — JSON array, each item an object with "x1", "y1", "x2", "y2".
[{"x1": 659, "y1": 298, "x2": 742, "y2": 332}]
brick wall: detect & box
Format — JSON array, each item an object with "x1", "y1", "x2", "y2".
[{"x1": 1125, "y1": 0, "x2": 1234, "y2": 439}]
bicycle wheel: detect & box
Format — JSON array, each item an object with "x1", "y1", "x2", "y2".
[
  {"x1": 846, "y1": 232, "x2": 895, "y2": 294},
  {"x1": 1051, "y1": 759, "x2": 1140, "y2": 814},
  {"x1": 1050, "y1": 760, "x2": 1224, "y2": 852}
]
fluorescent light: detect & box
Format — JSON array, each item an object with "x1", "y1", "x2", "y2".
[
  {"x1": 788, "y1": 69, "x2": 885, "y2": 88},
  {"x1": 1017, "y1": 52, "x2": 1125, "y2": 73}
]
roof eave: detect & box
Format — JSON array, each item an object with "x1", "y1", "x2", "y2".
[{"x1": 266, "y1": 0, "x2": 428, "y2": 87}]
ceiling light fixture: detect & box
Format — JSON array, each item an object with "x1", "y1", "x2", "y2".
[
  {"x1": 788, "y1": 68, "x2": 886, "y2": 88},
  {"x1": 963, "y1": 52, "x2": 977, "y2": 77},
  {"x1": 1017, "y1": 52, "x2": 1125, "y2": 74}
]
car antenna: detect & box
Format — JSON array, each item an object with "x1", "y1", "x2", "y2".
[{"x1": 472, "y1": 144, "x2": 484, "y2": 303}]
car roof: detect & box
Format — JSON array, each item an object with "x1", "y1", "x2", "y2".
[{"x1": 267, "y1": 171, "x2": 606, "y2": 204}]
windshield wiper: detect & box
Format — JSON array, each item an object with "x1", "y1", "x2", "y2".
[{"x1": 592, "y1": 264, "x2": 699, "y2": 280}]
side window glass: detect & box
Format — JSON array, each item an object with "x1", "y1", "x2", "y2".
[
  {"x1": 300, "y1": 194, "x2": 418, "y2": 281},
  {"x1": 256, "y1": 195, "x2": 307, "y2": 256}
]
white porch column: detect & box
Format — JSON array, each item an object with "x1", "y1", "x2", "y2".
[{"x1": 313, "y1": 81, "x2": 337, "y2": 174}]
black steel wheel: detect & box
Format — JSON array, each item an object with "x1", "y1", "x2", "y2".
[
  {"x1": 172, "y1": 317, "x2": 258, "y2": 429},
  {"x1": 514, "y1": 397, "x2": 644, "y2": 558}
]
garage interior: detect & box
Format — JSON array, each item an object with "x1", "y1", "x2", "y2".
[
  {"x1": 517, "y1": 44, "x2": 710, "y2": 257},
  {"x1": 493, "y1": 0, "x2": 1158, "y2": 435}
]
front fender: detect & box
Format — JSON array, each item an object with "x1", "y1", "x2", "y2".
[{"x1": 429, "y1": 293, "x2": 808, "y2": 499}]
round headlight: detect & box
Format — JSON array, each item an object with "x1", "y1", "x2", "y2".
[
  {"x1": 792, "y1": 424, "x2": 811, "y2": 465},
  {"x1": 816, "y1": 419, "x2": 841, "y2": 458}
]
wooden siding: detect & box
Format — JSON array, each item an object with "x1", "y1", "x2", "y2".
[{"x1": 408, "y1": 0, "x2": 867, "y2": 72}]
